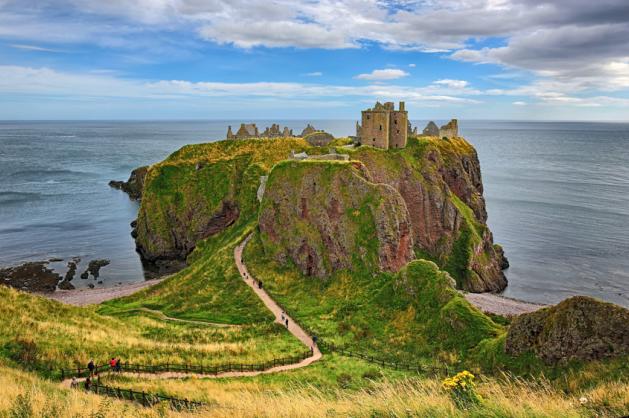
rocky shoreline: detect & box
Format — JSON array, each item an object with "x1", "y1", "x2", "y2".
[{"x1": 0, "y1": 257, "x2": 111, "y2": 293}]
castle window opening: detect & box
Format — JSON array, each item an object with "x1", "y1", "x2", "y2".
[{"x1": 379, "y1": 124, "x2": 382, "y2": 131}]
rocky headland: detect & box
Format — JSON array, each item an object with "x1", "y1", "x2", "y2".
[{"x1": 112, "y1": 135, "x2": 508, "y2": 292}]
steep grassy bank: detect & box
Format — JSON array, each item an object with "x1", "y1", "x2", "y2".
[{"x1": 0, "y1": 284, "x2": 302, "y2": 372}]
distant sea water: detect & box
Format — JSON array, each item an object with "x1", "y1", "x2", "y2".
[{"x1": 0, "y1": 120, "x2": 628, "y2": 307}]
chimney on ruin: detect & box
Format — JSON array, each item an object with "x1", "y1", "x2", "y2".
[{"x1": 399, "y1": 101, "x2": 405, "y2": 112}]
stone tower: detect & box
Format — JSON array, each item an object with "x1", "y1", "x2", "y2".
[{"x1": 357, "y1": 101, "x2": 408, "y2": 149}]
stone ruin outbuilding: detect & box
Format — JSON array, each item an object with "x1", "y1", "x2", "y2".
[
  {"x1": 419, "y1": 119, "x2": 459, "y2": 139},
  {"x1": 227, "y1": 123, "x2": 259, "y2": 139},
  {"x1": 356, "y1": 101, "x2": 408, "y2": 150},
  {"x1": 226, "y1": 122, "x2": 332, "y2": 143}
]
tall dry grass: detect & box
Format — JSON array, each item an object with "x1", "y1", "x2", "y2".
[{"x1": 98, "y1": 372, "x2": 629, "y2": 417}]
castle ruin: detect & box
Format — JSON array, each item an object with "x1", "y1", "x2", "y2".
[
  {"x1": 356, "y1": 101, "x2": 408, "y2": 150},
  {"x1": 419, "y1": 119, "x2": 459, "y2": 139},
  {"x1": 226, "y1": 122, "x2": 333, "y2": 146}
]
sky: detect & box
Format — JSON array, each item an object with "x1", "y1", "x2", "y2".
[{"x1": 1, "y1": 0, "x2": 629, "y2": 120}]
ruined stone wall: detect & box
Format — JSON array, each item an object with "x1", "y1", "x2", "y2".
[
  {"x1": 388, "y1": 110, "x2": 408, "y2": 149},
  {"x1": 361, "y1": 110, "x2": 389, "y2": 149},
  {"x1": 439, "y1": 119, "x2": 459, "y2": 139}
]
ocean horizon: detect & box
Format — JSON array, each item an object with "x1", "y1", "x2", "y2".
[{"x1": 1, "y1": 119, "x2": 628, "y2": 307}]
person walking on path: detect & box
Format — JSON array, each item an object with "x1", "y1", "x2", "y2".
[
  {"x1": 70, "y1": 377, "x2": 78, "y2": 389},
  {"x1": 285, "y1": 318, "x2": 289, "y2": 328},
  {"x1": 84, "y1": 376, "x2": 91, "y2": 391},
  {"x1": 281, "y1": 311, "x2": 285, "y2": 322},
  {"x1": 115, "y1": 358, "x2": 122, "y2": 372},
  {"x1": 109, "y1": 357, "x2": 116, "y2": 371},
  {"x1": 87, "y1": 359, "x2": 95, "y2": 376},
  {"x1": 312, "y1": 335, "x2": 318, "y2": 346},
  {"x1": 258, "y1": 280, "x2": 263, "y2": 289}
]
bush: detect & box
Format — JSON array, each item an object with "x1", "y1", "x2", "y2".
[{"x1": 442, "y1": 370, "x2": 483, "y2": 409}]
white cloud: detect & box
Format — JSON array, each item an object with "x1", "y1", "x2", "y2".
[
  {"x1": 408, "y1": 63, "x2": 416, "y2": 67},
  {"x1": 0, "y1": 65, "x2": 476, "y2": 105},
  {"x1": 512, "y1": 101, "x2": 527, "y2": 105},
  {"x1": 9, "y1": 44, "x2": 66, "y2": 52},
  {"x1": 433, "y1": 79, "x2": 469, "y2": 89},
  {"x1": 304, "y1": 72, "x2": 323, "y2": 77},
  {"x1": 355, "y1": 68, "x2": 409, "y2": 81}
]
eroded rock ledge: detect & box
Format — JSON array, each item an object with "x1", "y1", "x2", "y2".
[{"x1": 259, "y1": 160, "x2": 415, "y2": 277}]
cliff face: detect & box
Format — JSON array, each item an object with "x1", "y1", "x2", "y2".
[
  {"x1": 349, "y1": 137, "x2": 506, "y2": 292},
  {"x1": 109, "y1": 166, "x2": 148, "y2": 200},
  {"x1": 132, "y1": 138, "x2": 312, "y2": 273},
  {"x1": 505, "y1": 296, "x2": 629, "y2": 364},
  {"x1": 259, "y1": 160, "x2": 414, "y2": 277}
]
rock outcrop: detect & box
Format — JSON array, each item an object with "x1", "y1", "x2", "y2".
[
  {"x1": 0, "y1": 262, "x2": 61, "y2": 292},
  {"x1": 259, "y1": 160, "x2": 414, "y2": 277},
  {"x1": 505, "y1": 296, "x2": 629, "y2": 364},
  {"x1": 109, "y1": 166, "x2": 148, "y2": 200},
  {"x1": 350, "y1": 137, "x2": 506, "y2": 292}
]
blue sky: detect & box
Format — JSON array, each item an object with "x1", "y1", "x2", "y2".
[{"x1": 1, "y1": 0, "x2": 629, "y2": 120}]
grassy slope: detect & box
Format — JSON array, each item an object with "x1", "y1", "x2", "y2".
[
  {"x1": 245, "y1": 229, "x2": 502, "y2": 365},
  {"x1": 0, "y1": 283, "x2": 302, "y2": 372},
  {"x1": 93, "y1": 354, "x2": 629, "y2": 418}
]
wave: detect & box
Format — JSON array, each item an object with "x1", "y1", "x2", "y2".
[
  {"x1": 8, "y1": 169, "x2": 97, "y2": 182},
  {"x1": 0, "y1": 191, "x2": 41, "y2": 204}
]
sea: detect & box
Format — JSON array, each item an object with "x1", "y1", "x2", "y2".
[{"x1": 0, "y1": 120, "x2": 628, "y2": 307}]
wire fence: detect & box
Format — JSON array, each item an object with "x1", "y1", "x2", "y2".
[{"x1": 84, "y1": 382, "x2": 205, "y2": 410}]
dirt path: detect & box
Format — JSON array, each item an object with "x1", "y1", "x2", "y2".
[
  {"x1": 464, "y1": 292, "x2": 547, "y2": 316},
  {"x1": 62, "y1": 235, "x2": 321, "y2": 388},
  {"x1": 234, "y1": 234, "x2": 322, "y2": 367},
  {"x1": 120, "y1": 307, "x2": 238, "y2": 328}
]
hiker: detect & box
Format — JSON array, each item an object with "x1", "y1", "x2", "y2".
[
  {"x1": 84, "y1": 376, "x2": 91, "y2": 391},
  {"x1": 87, "y1": 359, "x2": 95, "y2": 376},
  {"x1": 70, "y1": 377, "x2": 78, "y2": 389},
  {"x1": 115, "y1": 358, "x2": 122, "y2": 372},
  {"x1": 258, "y1": 280, "x2": 263, "y2": 289},
  {"x1": 109, "y1": 357, "x2": 116, "y2": 371},
  {"x1": 281, "y1": 311, "x2": 285, "y2": 322},
  {"x1": 312, "y1": 335, "x2": 318, "y2": 345},
  {"x1": 285, "y1": 318, "x2": 289, "y2": 328}
]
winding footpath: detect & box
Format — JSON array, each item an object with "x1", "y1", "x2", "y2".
[
  {"x1": 61, "y1": 234, "x2": 321, "y2": 388},
  {"x1": 233, "y1": 234, "x2": 322, "y2": 369}
]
